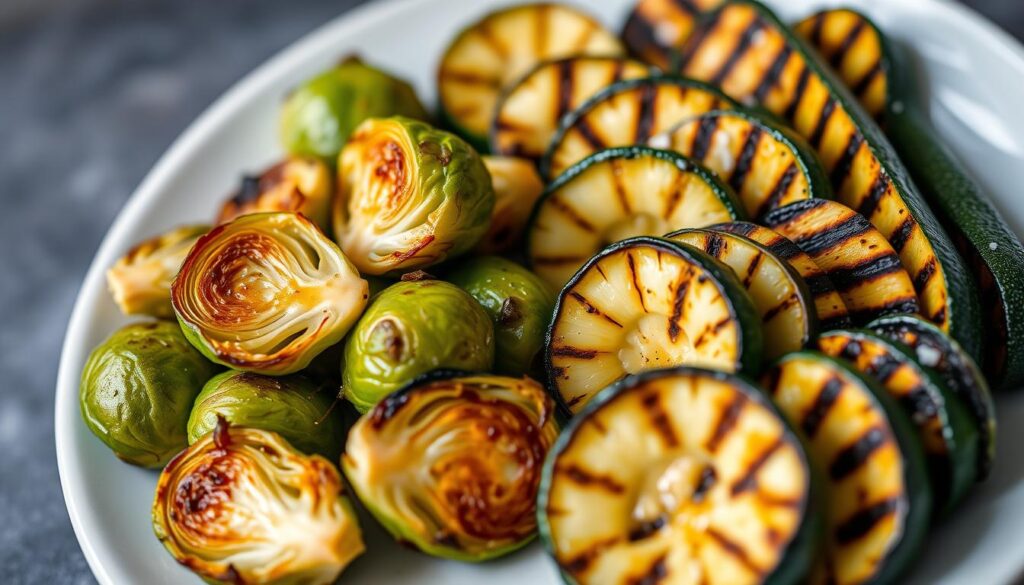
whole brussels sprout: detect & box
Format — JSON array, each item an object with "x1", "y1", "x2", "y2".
[
  {"x1": 80, "y1": 321, "x2": 219, "y2": 467},
  {"x1": 188, "y1": 371, "x2": 344, "y2": 459},
  {"x1": 478, "y1": 156, "x2": 543, "y2": 255},
  {"x1": 343, "y1": 373, "x2": 560, "y2": 562},
  {"x1": 342, "y1": 280, "x2": 494, "y2": 412},
  {"x1": 280, "y1": 56, "x2": 428, "y2": 161},
  {"x1": 333, "y1": 116, "x2": 495, "y2": 276},
  {"x1": 153, "y1": 419, "x2": 364, "y2": 584},
  {"x1": 447, "y1": 257, "x2": 554, "y2": 376},
  {"x1": 217, "y1": 156, "x2": 333, "y2": 230}
]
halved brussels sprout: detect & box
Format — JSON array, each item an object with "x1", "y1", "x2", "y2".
[
  {"x1": 106, "y1": 225, "x2": 208, "y2": 318},
  {"x1": 478, "y1": 156, "x2": 544, "y2": 255},
  {"x1": 447, "y1": 256, "x2": 554, "y2": 376},
  {"x1": 280, "y1": 56, "x2": 428, "y2": 161},
  {"x1": 333, "y1": 117, "x2": 495, "y2": 275},
  {"x1": 342, "y1": 279, "x2": 494, "y2": 412},
  {"x1": 153, "y1": 419, "x2": 364, "y2": 584},
  {"x1": 172, "y1": 212, "x2": 368, "y2": 375},
  {"x1": 343, "y1": 373, "x2": 559, "y2": 561},
  {"x1": 188, "y1": 370, "x2": 345, "y2": 459},
  {"x1": 80, "y1": 321, "x2": 219, "y2": 467},
  {"x1": 217, "y1": 157, "x2": 333, "y2": 229}
]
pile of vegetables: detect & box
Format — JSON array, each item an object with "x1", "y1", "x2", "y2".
[{"x1": 82, "y1": 1, "x2": 1022, "y2": 583}]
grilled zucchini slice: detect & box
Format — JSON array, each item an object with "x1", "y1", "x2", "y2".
[
  {"x1": 714, "y1": 221, "x2": 850, "y2": 330},
  {"x1": 763, "y1": 351, "x2": 931, "y2": 585},
  {"x1": 539, "y1": 367, "x2": 817, "y2": 585},
  {"x1": 869, "y1": 315, "x2": 996, "y2": 481},
  {"x1": 527, "y1": 147, "x2": 743, "y2": 291},
  {"x1": 679, "y1": 0, "x2": 981, "y2": 358},
  {"x1": 621, "y1": 0, "x2": 725, "y2": 69},
  {"x1": 546, "y1": 237, "x2": 762, "y2": 413},
  {"x1": 763, "y1": 199, "x2": 918, "y2": 325},
  {"x1": 437, "y1": 3, "x2": 623, "y2": 151},
  {"x1": 491, "y1": 56, "x2": 651, "y2": 163},
  {"x1": 816, "y1": 329, "x2": 979, "y2": 514},
  {"x1": 541, "y1": 75, "x2": 739, "y2": 180},
  {"x1": 668, "y1": 227, "x2": 817, "y2": 360}
]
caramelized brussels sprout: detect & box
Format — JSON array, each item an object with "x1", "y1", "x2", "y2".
[
  {"x1": 343, "y1": 373, "x2": 559, "y2": 561},
  {"x1": 80, "y1": 321, "x2": 219, "y2": 467},
  {"x1": 106, "y1": 225, "x2": 208, "y2": 318},
  {"x1": 280, "y1": 56, "x2": 428, "y2": 161},
  {"x1": 153, "y1": 419, "x2": 364, "y2": 584},
  {"x1": 342, "y1": 280, "x2": 494, "y2": 412},
  {"x1": 218, "y1": 157, "x2": 333, "y2": 229},
  {"x1": 447, "y1": 257, "x2": 554, "y2": 376},
  {"x1": 187, "y1": 371, "x2": 344, "y2": 458},
  {"x1": 478, "y1": 156, "x2": 543, "y2": 255},
  {"x1": 172, "y1": 212, "x2": 368, "y2": 375},
  {"x1": 333, "y1": 117, "x2": 494, "y2": 275}
]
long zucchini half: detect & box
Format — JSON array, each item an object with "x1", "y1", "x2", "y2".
[
  {"x1": 816, "y1": 329, "x2": 979, "y2": 515},
  {"x1": 763, "y1": 199, "x2": 919, "y2": 325},
  {"x1": 679, "y1": 0, "x2": 982, "y2": 359},
  {"x1": 763, "y1": 351, "x2": 931, "y2": 585},
  {"x1": 621, "y1": 0, "x2": 725, "y2": 69},
  {"x1": 540, "y1": 75, "x2": 740, "y2": 180},
  {"x1": 713, "y1": 220, "x2": 850, "y2": 330},
  {"x1": 651, "y1": 109, "x2": 831, "y2": 219},
  {"x1": 797, "y1": 8, "x2": 1024, "y2": 391},
  {"x1": 668, "y1": 227, "x2": 817, "y2": 360},
  {"x1": 491, "y1": 56, "x2": 651, "y2": 163},
  {"x1": 526, "y1": 146, "x2": 743, "y2": 291},
  {"x1": 437, "y1": 3, "x2": 623, "y2": 151},
  {"x1": 868, "y1": 315, "x2": 996, "y2": 482},
  {"x1": 546, "y1": 236, "x2": 762, "y2": 414},
  {"x1": 539, "y1": 366, "x2": 817, "y2": 585}
]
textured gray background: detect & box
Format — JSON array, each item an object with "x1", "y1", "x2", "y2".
[{"x1": 0, "y1": 0, "x2": 1021, "y2": 583}]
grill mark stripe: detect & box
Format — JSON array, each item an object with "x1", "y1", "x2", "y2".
[
  {"x1": 803, "y1": 377, "x2": 843, "y2": 437},
  {"x1": 889, "y1": 217, "x2": 916, "y2": 253},
  {"x1": 848, "y1": 297, "x2": 920, "y2": 323},
  {"x1": 679, "y1": 9, "x2": 724, "y2": 70},
  {"x1": 611, "y1": 59, "x2": 626, "y2": 84},
  {"x1": 762, "y1": 294, "x2": 799, "y2": 322},
  {"x1": 668, "y1": 279, "x2": 690, "y2": 342},
  {"x1": 694, "y1": 316, "x2": 732, "y2": 348},
  {"x1": 555, "y1": 60, "x2": 575, "y2": 124},
  {"x1": 809, "y1": 98, "x2": 837, "y2": 149},
  {"x1": 857, "y1": 174, "x2": 890, "y2": 219},
  {"x1": 610, "y1": 159, "x2": 634, "y2": 213},
  {"x1": 628, "y1": 554, "x2": 669, "y2": 585},
  {"x1": 914, "y1": 257, "x2": 938, "y2": 292},
  {"x1": 805, "y1": 274, "x2": 835, "y2": 296},
  {"x1": 563, "y1": 536, "x2": 621, "y2": 576},
  {"x1": 711, "y1": 17, "x2": 764, "y2": 86},
  {"x1": 835, "y1": 498, "x2": 900, "y2": 544},
  {"x1": 754, "y1": 45, "x2": 793, "y2": 102},
  {"x1": 549, "y1": 198, "x2": 597, "y2": 232},
  {"x1": 809, "y1": 12, "x2": 826, "y2": 47},
  {"x1": 788, "y1": 216, "x2": 872, "y2": 257},
  {"x1": 852, "y1": 61, "x2": 882, "y2": 97},
  {"x1": 730, "y1": 126, "x2": 763, "y2": 192},
  {"x1": 866, "y1": 353, "x2": 902, "y2": 384},
  {"x1": 439, "y1": 70, "x2": 503, "y2": 87},
  {"x1": 560, "y1": 464, "x2": 626, "y2": 493},
  {"x1": 830, "y1": 20, "x2": 867, "y2": 67},
  {"x1": 705, "y1": 232, "x2": 726, "y2": 258},
  {"x1": 758, "y1": 163, "x2": 798, "y2": 217},
  {"x1": 671, "y1": 0, "x2": 699, "y2": 15},
  {"x1": 569, "y1": 291, "x2": 624, "y2": 328},
  {"x1": 827, "y1": 253, "x2": 905, "y2": 292},
  {"x1": 706, "y1": 527, "x2": 763, "y2": 575},
  {"x1": 690, "y1": 116, "x2": 719, "y2": 162},
  {"x1": 706, "y1": 393, "x2": 747, "y2": 452},
  {"x1": 635, "y1": 84, "x2": 658, "y2": 143},
  {"x1": 830, "y1": 133, "x2": 864, "y2": 188},
  {"x1": 627, "y1": 253, "x2": 648, "y2": 312},
  {"x1": 742, "y1": 252, "x2": 764, "y2": 288},
  {"x1": 731, "y1": 436, "x2": 785, "y2": 495},
  {"x1": 784, "y1": 66, "x2": 812, "y2": 121},
  {"x1": 641, "y1": 391, "x2": 680, "y2": 447},
  {"x1": 830, "y1": 427, "x2": 887, "y2": 480},
  {"x1": 551, "y1": 346, "x2": 600, "y2": 359},
  {"x1": 575, "y1": 118, "x2": 607, "y2": 151}
]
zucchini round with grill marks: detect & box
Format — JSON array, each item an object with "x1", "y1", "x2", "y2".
[
  {"x1": 546, "y1": 236, "x2": 762, "y2": 413},
  {"x1": 763, "y1": 351, "x2": 931, "y2": 585},
  {"x1": 527, "y1": 147, "x2": 743, "y2": 291},
  {"x1": 621, "y1": 0, "x2": 724, "y2": 70},
  {"x1": 668, "y1": 227, "x2": 817, "y2": 360},
  {"x1": 437, "y1": 3, "x2": 623, "y2": 151},
  {"x1": 815, "y1": 329, "x2": 979, "y2": 514},
  {"x1": 869, "y1": 315, "x2": 996, "y2": 481},
  {"x1": 541, "y1": 75, "x2": 739, "y2": 180},
  {"x1": 539, "y1": 366, "x2": 817, "y2": 585},
  {"x1": 762, "y1": 199, "x2": 919, "y2": 325}
]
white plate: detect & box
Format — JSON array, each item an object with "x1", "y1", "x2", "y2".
[{"x1": 55, "y1": 0, "x2": 1024, "y2": 583}]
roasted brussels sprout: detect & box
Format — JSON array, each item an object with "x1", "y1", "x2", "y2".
[
  {"x1": 218, "y1": 157, "x2": 333, "y2": 229},
  {"x1": 153, "y1": 419, "x2": 364, "y2": 584},
  {"x1": 172, "y1": 212, "x2": 368, "y2": 375},
  {"x1": 342, "y1": 280, "x2": 494, "y2": 412},
  {"x1": 447, "y1": 257, "x2": 554, "y2": 376},
  {"x1": 80, "y1": 321, "x2": 219, "y2": 467},
  {"x1": 333, "y1": 116, "x2": 494, "y2": 275},
  {"x1": 280, "y1": 56, "x2": 428, "y2": 161},
  {"x1": 478, "y1": 156, "x2": 543, "y2": 255},
  {"x1": 106, "y1": 225, "x2": 208, "y2": 318},
  {"x1": 187, "y1": 371, "x2": 344, "y2": 458},
  {"x1": 343, "y1": 373, "x2": 559, "y2": 561}
]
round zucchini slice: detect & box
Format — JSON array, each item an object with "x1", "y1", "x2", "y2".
[
  {"x1": 762, "y1": 199, "x2": 919, "y2": 325},
  {"x1": 868, "y1": 314, "x2": 996, "y2": 481},
  {"x1": 816, "y1": 329, "x2": 979, "y2": 514},
  {"x1": 539, "y1": 367, "x2": 817, "y2": 585},
  {"x1": 763, "y1": 351, "x2": 931, "y2": 585},
  {"x1": 546, "y1": 236, "x2": 762, "y2": 414},
  {"x1": 651, "y1": 109, "x2": 831, "y2": 219},
  {"x1": 713, "y1": 221, "x2": 851, "y2": 330},
  {"x1": 527, "y1": 147, "x2": 743, "y2": 291},
  {"x1": 491, "y1": 56, "x2": 651, "y2": 163},
  {"x1": 437, "y1": 3, "x2": 623, "y2": 151},
  {"x1": 668, "y1": 227, "x2": 817, "y2": 360},
  {"x1": 540, "y1": 75, "x2": 739, "y2": 180}
]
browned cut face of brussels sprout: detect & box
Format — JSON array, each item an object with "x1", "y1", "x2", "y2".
[
  {"x1": 106, "y1": 225, "x2": 209, "y2": 318},
  {"x1": 217, "y1": 157, "x2": 333, "y2": 230},
  {"x1": 342, "y1": 373, "x2": 560, "y2": 562},
  {"x1": 153, "y1": 420, "x2": 364, "y2": 584},
  {"x1": 479, "y1": 156, "x2": 544, "y2": 255},
  {"x1": 172, "y1": 212, "x2": 369, "y2": 375}
]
